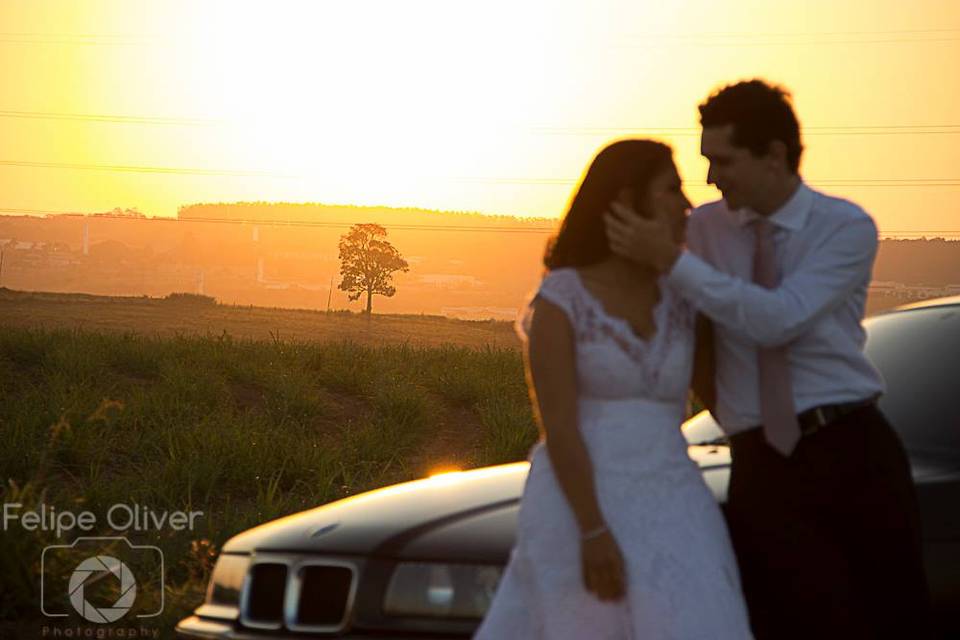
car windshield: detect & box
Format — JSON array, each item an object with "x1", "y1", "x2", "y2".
[{"x1": 864, "y1": 305, "x2": 960, "y2": 459}]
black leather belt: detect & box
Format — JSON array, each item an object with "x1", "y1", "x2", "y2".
[{"x1": 796, "y1": 397, "x2": 877, "y2": 436}]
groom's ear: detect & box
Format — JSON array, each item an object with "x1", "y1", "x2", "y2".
[{"x1": 766, "y1": 140, "x2": 789, "y2": 172}]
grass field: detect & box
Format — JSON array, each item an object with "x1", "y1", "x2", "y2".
[
  {"x1": 0, "y1": 293, "x2": 537, "y2": 636},
  {"x1": 0, "y1": 287, "x2": 522, "y2": 349}
]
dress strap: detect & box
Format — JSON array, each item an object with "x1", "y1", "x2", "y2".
[{"x1": 515, "y1": 269, "x2": 581, "y2": 342}]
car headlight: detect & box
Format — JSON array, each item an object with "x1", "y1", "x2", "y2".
[
  {"x1": 201, "y1": 553, "x2": 250, "y2": 617},
  {"x1": 383, "y1": 562, "x2": 503, "y2": 618}
]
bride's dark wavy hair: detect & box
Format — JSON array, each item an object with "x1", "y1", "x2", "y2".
[{"x1": 544, "y1": 139, "x2": 674, "y2": 270}]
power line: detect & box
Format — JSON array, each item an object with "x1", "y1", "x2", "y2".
[
  {"x1": 531, "y1": 125, "x2": 960, "y2": 137},
  {"x1": 0, "y1": 110, "x2": 217, "y2": 126},
  {"x1": 1, "y1": 109, "x2": 958, "y2": 136},
  {"x1": 617, "y1": 27, "x2": 960, "y2": 48},
  {"x1": 0, "y1": 159, "x2": 958, "y2": 189},
  {"x1": 0, "y1": 39, "x2": 147, "y2": 46},
  {"x1": 449, "y1": 176, "x2": 960, "y2": 188},
  {"x1": 179, "y1": 217, "x2": 557, "y2": 233},
  {"x1": 3, "y1": 27, "x2": 959, "y2": 45},
  {"x1": 647, "y1": 28, "x2": 960, "y2": 38},
  {"x1": 0, "y1": 159, "x2": 291, "y2": 178},
  {"x1": 805, "y1": 178, "x2": 960, "y2": 185},
  {"x1": 0, "y1": 33, "x2": 157, "y2": 46},
  {"x1": 631, "y1": 37, "x2": 960, "y2": 47},
  {"x1": 0, "y1": 209, "x2": 558, "y2": 233},
  {"x1": 2, "y1": 210, "x2": 959, "y2": 239}
]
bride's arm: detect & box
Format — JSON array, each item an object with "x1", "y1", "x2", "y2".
[
  {"x1": 526, "y1": 297, "x2": 603, "y2": 533},
  {"x1": 525, "y1": 297, "x2": 624, "y2": 601}
]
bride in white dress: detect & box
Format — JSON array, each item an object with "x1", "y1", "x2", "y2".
[{"x1": 474, "y1": 140, "x2": 753, "y2": 639}]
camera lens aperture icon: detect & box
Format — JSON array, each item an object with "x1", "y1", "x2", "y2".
[
  {"x1": 41, "y1": 536, "x2": 164, "y2": 622},
  {"x1": 68, "y1": 555, "x2": 137, "y2": 623}
]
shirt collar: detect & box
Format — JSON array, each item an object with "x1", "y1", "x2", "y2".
[{"x1": 731, "y1": 181, "x2": 813, "y2": 232}]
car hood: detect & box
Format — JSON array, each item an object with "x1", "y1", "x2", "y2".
[
  {"x1": 222, "y1": 432, "x2": 956, "y2": 559},
  {"x1": 222, "y1": 464, "x2": 530, "y2": 556},
  {"x1": 222, "y1": 446, "x2": 736, "y2": 558}
]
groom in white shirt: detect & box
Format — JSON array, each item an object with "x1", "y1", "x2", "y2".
[{"x1": 606, "y1": 79, "x2": 931, "y2": 639}]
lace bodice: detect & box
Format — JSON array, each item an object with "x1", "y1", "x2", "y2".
[{"x1": 517, "y1": 268, "x2": 696, "y2": 403}]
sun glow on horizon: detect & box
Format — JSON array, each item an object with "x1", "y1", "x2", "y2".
[
  {"x1": 155, "y1": 1, "x2": 562, "y2": 214},
  {"x1": 0, "y1": 0, "x2": 958, "y2": 231}
]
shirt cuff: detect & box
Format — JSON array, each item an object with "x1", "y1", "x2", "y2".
[{"x1": 665, "y1": 250, "x2": 717, "y2": 297}]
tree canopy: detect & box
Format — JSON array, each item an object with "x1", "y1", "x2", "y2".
[{"x1": 337, "y1": 223, "x2": 409, "y2": 314}]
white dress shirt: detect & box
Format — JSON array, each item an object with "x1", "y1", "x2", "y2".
[{"x1": 667, "y1": 182, "x2": 886, "y2": 433}]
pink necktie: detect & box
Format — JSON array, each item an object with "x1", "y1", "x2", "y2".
[{"x1": 752, "y1": 219, "x2": 801, "y2": 456}]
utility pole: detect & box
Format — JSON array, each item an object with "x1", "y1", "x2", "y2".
[{"x1": 326, "y1": 274, "x2": 334, "y2": 313}]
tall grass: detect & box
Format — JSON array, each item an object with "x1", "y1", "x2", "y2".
[{"x1": 0, "y1": 326, "x2": 537, "y2": 635}]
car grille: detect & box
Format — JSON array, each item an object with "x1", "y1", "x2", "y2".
[
  {"x1": 240, "y1": 556, "x2": 358, "y2": 634},
  {"x1": 294, "y1": 565, "x2": 354, "y2": 627},
  {"x1": 245, "y1": 563, "x2": 288, "y2": 625}
]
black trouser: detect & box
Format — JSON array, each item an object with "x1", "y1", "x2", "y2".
[{"x1": 726, "y1": 405, "x2": 933, "y2": 640}]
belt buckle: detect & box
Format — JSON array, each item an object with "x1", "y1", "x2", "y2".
[
  {"x1": 814, "y1": 406, "x2": 827, "y2": 426},
  {"x1": 801, "y1": 406, "x2": 827, "y2": 437}
]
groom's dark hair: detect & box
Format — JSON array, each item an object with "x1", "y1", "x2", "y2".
[
  {"x1": 545, "y1": 139, "x2": 673, "y2": 270},
  {"x1": 699, "y1": 79, "x2": 803, "y2": 174}
]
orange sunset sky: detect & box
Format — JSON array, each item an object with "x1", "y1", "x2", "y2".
[{"x1": 1, "y1": 0, "x2": 958, "y2": 234}]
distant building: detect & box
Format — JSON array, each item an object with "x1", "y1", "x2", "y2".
[{"x1": 419, "y1": 274, "x2": 482, "y2": 288}]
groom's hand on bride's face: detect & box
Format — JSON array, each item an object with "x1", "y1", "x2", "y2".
[{"x1": 604, "y1": 201, "x2": 681, "y2": 273}]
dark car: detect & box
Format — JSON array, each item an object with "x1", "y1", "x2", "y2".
[{"x1": 177, "y1": 296, "x2": 960, "y2": 639}]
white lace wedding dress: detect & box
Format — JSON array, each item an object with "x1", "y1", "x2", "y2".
[{"x1": 474, "y1": 268, "x2": 753, "y2": 640}]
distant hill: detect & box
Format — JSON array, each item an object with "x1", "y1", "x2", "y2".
[
  {"x1": 1, "y1": 206, "x2": 958, "y2": 318},
  {"x1": 178, "y1": 201, "x2": 553, "y2": 228},
  {"x1": 873, "y1": 238, "x2": 960, "y2": 286}
]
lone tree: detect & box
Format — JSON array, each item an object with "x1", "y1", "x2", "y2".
[{"x1": 338, "y1": 223, "x2": 409, "y2": 315}]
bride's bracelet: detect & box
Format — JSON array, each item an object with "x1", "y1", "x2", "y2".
[{"x1": 580, "y1": 524, "x2": 609, "y2": 542}]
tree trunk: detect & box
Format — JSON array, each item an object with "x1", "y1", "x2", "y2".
[{"x1": 366, "y1": 290, "x2": 373, "y2": 315}]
